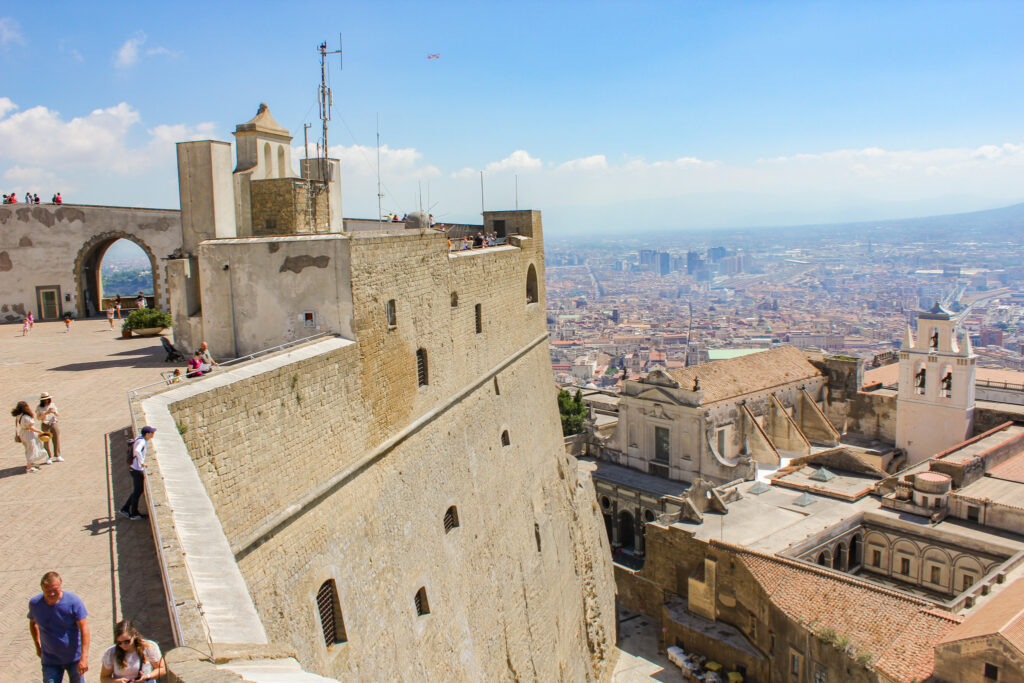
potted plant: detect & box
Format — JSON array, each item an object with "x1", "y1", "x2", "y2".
[{"x1": 123, "y1": 308, "x2": 173, "y2": 337}]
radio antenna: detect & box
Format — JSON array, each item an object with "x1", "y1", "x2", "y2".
[{"x1": 317, "y1": 38, "x2": 343, "y2": 229}]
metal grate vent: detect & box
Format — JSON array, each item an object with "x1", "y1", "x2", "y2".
[
  {"x1": 415, "y1": 587, "x2": 430, "y2": 616},
  {"x1": 416, "y1": 348, "x2": 428, "y2": 386},
  {"x1": 444, "y1": 506, "x2": 460, "y2": 533},
  {"x1": 316, "y1": 580, "x2": 346, "y2": 645}
]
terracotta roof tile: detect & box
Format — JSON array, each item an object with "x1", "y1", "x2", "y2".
[
  {"x1": 667, "y1": 346, "x2": 823, "y2": 404},
  {"x1": 937, "y1": 576, "x2": 1024, "y2": 656},
  {"x1": 711, "y1": 540, "x2": 961, "y2": 682}
]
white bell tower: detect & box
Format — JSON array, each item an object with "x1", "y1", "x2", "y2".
[{"x1": 896, "y1": 304, "x2": 976, "y2": 465}]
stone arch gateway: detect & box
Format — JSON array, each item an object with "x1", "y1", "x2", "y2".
[
  {"x1": 73, "y1": 231, "x2": 161, "y2": 318},
  {"x1": 0, "y1": 204, "x2": 181, "y2": 322}
]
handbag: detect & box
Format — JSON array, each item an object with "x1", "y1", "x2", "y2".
[{"x1": 14, "y1": 417, "x2": 21, "y2": 444}]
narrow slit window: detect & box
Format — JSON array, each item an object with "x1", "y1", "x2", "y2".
[
  {"x1": 493, "y1": 377, "x2": 500, "y2": 395},
  {"x1": 451, "y1": 292, "x2": 458, "y2": 307},
  {"x1": 475, "y1": 303, "x2": 482, "y2": 334},
  {"x1": 534, "y1": 523, "x2": 542, "y2": 552},
  {"x1": 417, "y1": 348, "x2": 429, "y2": 386},
  {"x1": 501, "y1": 430, "x2": 510, "y2": 446},
  {"x1": 415, "y1": 587, "x2": 430, "y2": 616},
  {"x1": 316, "y1": 579, "x2": 346, "y2": 645},
  {"x1": 386, "y1": 299, "x2": 397, "y2": 328},
  {"x1": 444, "y1": 505, "x2": 460, "y2": 533}
]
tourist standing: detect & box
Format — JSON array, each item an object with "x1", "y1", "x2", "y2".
[
  {"x1": 119, "y1": 426, "x2": 155, "y2": 520},
  {"x1": 115, "y1": 295, "x2": 122, "y2": 319},
  {"x1": 99, "y1": 620, "x2": 165, "y2": 682},
  {"x1": 28, "y1": 310, "x2": 35, "y2": 330},
  {"x1": 37, "y1": 392, "x2": 63, "y2": 463},
  {"x1": 106, "y1": 306, "x2": 115, "y2": 329},
  {"x1": 28, "y1": 571, "x2": 90, "y2": 683},
  {"x1": 64, "y1": 313, "x2": 72, "y2": 333},
  {"x1": 136, "y1": 292, "x2": 146, "y2": 310},
  {"x1": 12, "y1": 400, "x2": 47, "y2": 473}
]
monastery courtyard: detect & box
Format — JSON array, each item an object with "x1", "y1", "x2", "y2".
[{"x1": 0, "y1": 317, "x2": 680, "y2": 682}]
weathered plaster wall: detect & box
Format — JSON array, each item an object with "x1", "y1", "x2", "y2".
[
  {"x1": 933, "y1": 636, "x2": 1024, "y2": 683},
  {"x1": 197, "y1": 235, "x2": 354, "y2": 358},
  {"x1": 0, "y1": 203, "x2": 181, "y2": 320},
  {"x1": 160, "y1": 218, "x2": 616, "y2": 681}
]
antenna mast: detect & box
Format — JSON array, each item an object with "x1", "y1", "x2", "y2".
[
  {"x1": 317, "y1": 38, "x2": 342, "y2": 230},
  {"x1": 377, "y1": 113, "x2": 383, "y2": 224}
]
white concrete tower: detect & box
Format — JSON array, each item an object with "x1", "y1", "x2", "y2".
[{"x1": 896, "y1": 304, "x2": 976, "y2": 465}]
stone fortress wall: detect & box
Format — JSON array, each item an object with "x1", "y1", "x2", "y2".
[
  {"x1": 139, "y1": 211, "x2": 617, "y2": 681},
  {"x1": 0, "y1": 203, "x2": 181, "y2": 321}
]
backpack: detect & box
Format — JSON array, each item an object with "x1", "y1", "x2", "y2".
[{"x1": 126, "y1": 437, "x2": 143, "y2": 468}]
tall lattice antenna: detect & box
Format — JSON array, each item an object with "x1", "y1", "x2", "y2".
[{"x1": 316, "y1": 37, "x2": 342, "y2": 230}]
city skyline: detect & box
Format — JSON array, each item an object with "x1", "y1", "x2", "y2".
[{"x1": 3, "y1": 2, "x2": 1024, "y2": 233}]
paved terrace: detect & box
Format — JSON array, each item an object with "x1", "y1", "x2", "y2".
[{"x1": 0, "y1": 319, "x2": 172, "y2": 680}]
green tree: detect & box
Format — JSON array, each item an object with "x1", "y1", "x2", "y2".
[{"x1": 558, "y1": 388, "x2": 588, "y2": 436}]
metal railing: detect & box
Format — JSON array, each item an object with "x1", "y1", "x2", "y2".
[
  {"x1": 123, "y1": 330, "x2": 332, "y2": 648},
  {"x1": 126, "y1": 332, "x2": 332, "y2": 412}
]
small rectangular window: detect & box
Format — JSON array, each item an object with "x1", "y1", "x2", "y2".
[
  {"x1": 303, "y1": 311, "x2": 316, "y2": 328},
  {"x1": 900, "y1": 557, "x2": 910, "y2": 575},
  {"x1": 984, "y1": 662, "x2": 999, "y2": 680},
  {"x1": 871, "y1": 549, "x2": 881, "y2": 567},
  {"x1": 386, "y1": 299, "x2": 397, "y2": 328},
  {"x1": 475, "y1": 304, "x2": 482, "y2": 334},
  {"x1": 963, "y1": 573, "x2": 975, "y2": 591},
  {"x1": 968, "y1": 505, "x2": 980, "y2": 522},
  {"x1": 930, "y1": 566, "x2": 941, "y2": 584},
  {"x1": 790, "y1": 651, "x2": 801, "y2": 675}
]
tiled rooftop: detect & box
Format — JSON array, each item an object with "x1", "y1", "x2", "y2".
[
  {"x1": 937, "y1": 576, "x2": 1024, "y2": 654},
  {"x1": 667, "y1": 346, "x2": 823, "y2": 404},
  {"x1": 720, "y1": 540, "x2": 962, "y2": 682}
]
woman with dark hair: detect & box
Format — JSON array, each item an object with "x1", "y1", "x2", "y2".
[
  {"x1": 11, "y1": 401, "x2": 46, "y2": 473},
  {"x1": 100, "y1": 620, "x2": 164, "y2": 682}
]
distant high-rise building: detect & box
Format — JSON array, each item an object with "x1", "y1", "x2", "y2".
[
  {"x1": 708, "y1": 246, "x2": 727, "y2": 262},
  {"x1": 687, "y1": 250, "x2": 701, "y2": 274},
  {"x1": 640, "y1": 249, "x2": 656, "y2": 267},
  {"x1": 658, "y1": 252, "x2": 670, "y2": 275}
]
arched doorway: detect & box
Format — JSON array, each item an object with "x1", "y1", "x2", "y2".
[
  {"x1": 74, "y1": 232, "x2": 158, "y2": 318},
  {"x1": 526, "y1": 263, "x2": 538, "y2": 304},
  {"x1": 617, "y1": 511, "x2": 635, "y2": 551}
]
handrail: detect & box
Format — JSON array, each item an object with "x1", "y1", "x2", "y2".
[
  {"x1": 126, "y1": 332, "x2": 332, "y2": 408},
  {"x1": 123, "y1": 330, "x2": 331, "y2": 648}
]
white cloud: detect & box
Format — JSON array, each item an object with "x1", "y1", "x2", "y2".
[
  {"x1": 0, "y1": 17, "x2": 24, "y2": 47},
  {"x1": 0, "y1": 99, "x2": 218, "y2": 177},
  {"x1": 115, "y1": 32, "x2": 145, "y2": 68},
  {"x1": 556, "y1": 154, "x2": 608, "y2": 172},
  {"x1": 485, "y1": 150, "x2": 542, "y2": 173},
  {"x1": 114, "y1": 32, "x2": 176, "y2": 68}
]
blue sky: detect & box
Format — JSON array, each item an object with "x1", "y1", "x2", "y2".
[{"x1": 3, "y1": 1, "x2": 1024, "y2": 233}]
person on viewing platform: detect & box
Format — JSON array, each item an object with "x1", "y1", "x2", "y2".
[
  {"x1": 28, "y1": 571, "x2": 90, "y2": 683},
  {"x1": 99, "y1": 619, "x2": 164, "y2": 683},
  {"x1": 114, "y1": 295, "x2": 122, "y2": 319},
  {"x1": 199, "y1": 341, "x2": 216, "y2": 370},
  {"x1": 12, "y1": 400, "x2": 47, "y2": 473},
  {"x1": 106, "y1": 306, "x2": 115, "y2": 329},
  {"x1": 136, "y1": 292, "x2": 146, "y2": 310},
  {"x1": 186, "y1": 351, "x2": 204, "y2": 377},
  {"x1": 34, "y1": 193, "x2": 41, "y2": 204},
  {"x1": 37, "y1": 392, "x2": 63, "y2": 463},
  {"x1": 52, "y1": 192, "x2": 62, "y2": 204},
  {"x1": 119, "y1": 426, "x2": 154, "y2": 520},
  {"x1": 25, "y1": 192, "x2": 32, "y2": 204}
]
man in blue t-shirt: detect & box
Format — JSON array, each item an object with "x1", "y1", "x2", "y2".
[{"x1": 28, "y1": 571, "x2": 90, "y2": 683}]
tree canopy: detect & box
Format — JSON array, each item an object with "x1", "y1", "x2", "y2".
[{"x1": 558, "y1": 388, "x2": 588, "y2": 436}]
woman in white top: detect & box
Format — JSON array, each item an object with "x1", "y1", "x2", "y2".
[
  {"x1": 37, "y1": 392, "x2": 62, "y2": 462},
  {"x1": 11, "y1": 401, "x2": 46, "y2": 473},
  {"x1": 100, "y1": 620, "x2": 165, "y2": 682},
  {"x1": 107, "y1": 306, "x2": 115, "y2": 329}
]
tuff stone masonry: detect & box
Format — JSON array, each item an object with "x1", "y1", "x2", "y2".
[{"x1": 132, "y1": 106, "x2": 617, "y2": 681}]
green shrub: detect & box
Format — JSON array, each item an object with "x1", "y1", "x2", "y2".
[{"x1": 123, "y1": 308, "x2": 173, "y2": 330}]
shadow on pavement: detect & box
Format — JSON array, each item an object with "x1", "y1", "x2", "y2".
[
  {"x1": 106, "y1": 429, "x2": 174, "y2": 650},
  {"x1": 0, "y1": 464, "x2": 29, "y2": 479}
]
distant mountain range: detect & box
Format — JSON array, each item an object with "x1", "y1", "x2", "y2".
[{"x1": 757, "y1": 201, "x2": 1024, "y2": 243}]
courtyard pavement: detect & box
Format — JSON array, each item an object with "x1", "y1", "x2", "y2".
[{"x1": 0, "y1": 319, "x2": 173, "y2": 681}]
